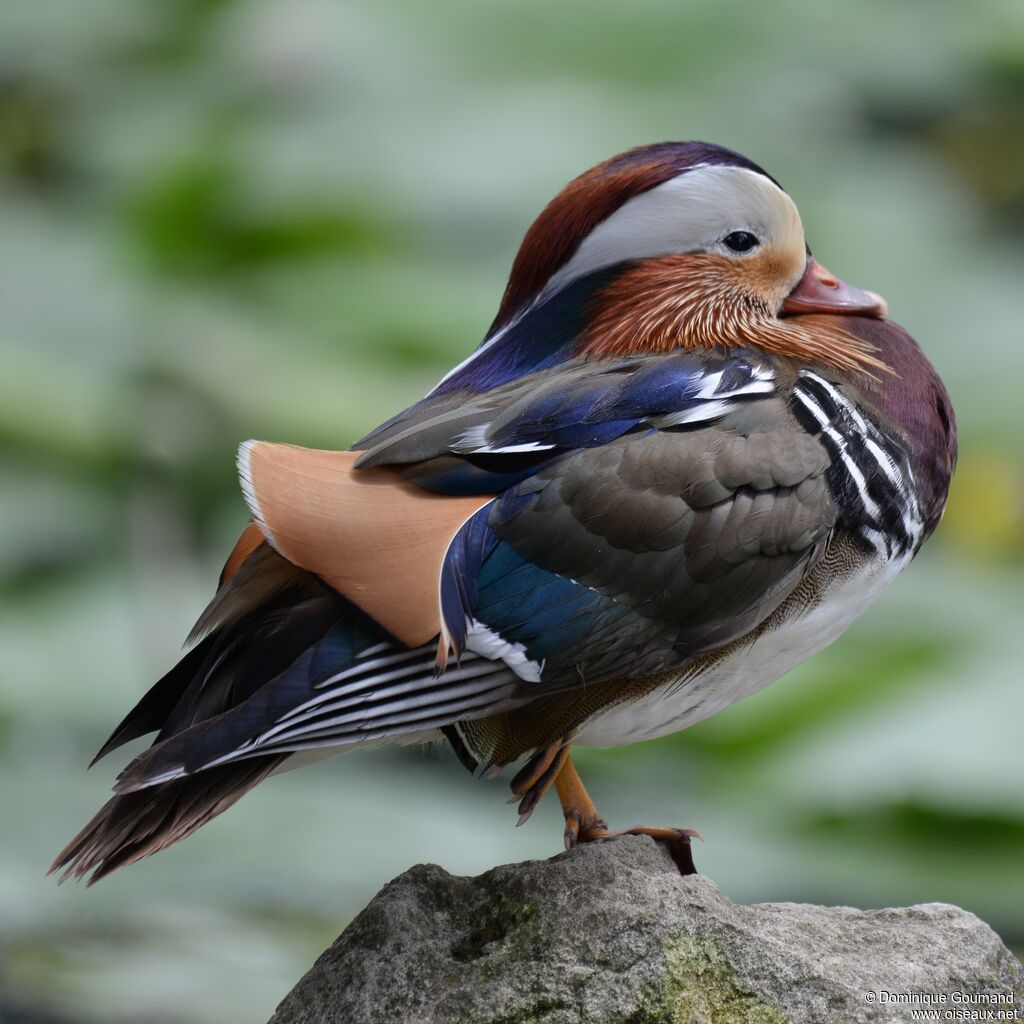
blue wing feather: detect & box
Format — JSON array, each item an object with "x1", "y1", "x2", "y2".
[
  {"x1": 440, "y1": 506, "x2": 662, "y2": 683},
  {"x1": 391, "y1": 352, "x2": 773, "y2": 494},
  {"x1": 429, "y1": 268, "x2": 616, "y2": 397}
]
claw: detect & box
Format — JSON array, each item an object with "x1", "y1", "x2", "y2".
[
  {"x1": 563, "y1": 809, "x2": 581, "y2": 850},
  {"x1": 507, "y1": 735, "x2": 573, "y2": 826}
]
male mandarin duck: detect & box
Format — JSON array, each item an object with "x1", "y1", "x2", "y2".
[{"x1": 53, "y1": 141, "x2": 956, "y2": 882}]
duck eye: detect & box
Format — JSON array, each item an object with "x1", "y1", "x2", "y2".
[{"x1": 722, "y1": 230, "x2": 759, "y2": 254}]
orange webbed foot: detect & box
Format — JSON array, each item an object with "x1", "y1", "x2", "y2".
[
  {"x1": 565, "y1": 819, "x2": 701, "y2": 875},
  {"x1": 554, "y1": 750, "x2": 700, "y2": 875}
]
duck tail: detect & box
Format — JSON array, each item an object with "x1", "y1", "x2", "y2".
[{"x1": 49, "y1": 756, "x2": 283, "y2": 885}]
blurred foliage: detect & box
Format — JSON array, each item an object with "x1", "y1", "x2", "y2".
[
  {"x1": 125, "y1": 144, "x2": 392, "y2": 275},
  {"x1": 0, "y1": 1, "x2": 1021, "y2": 1022}
]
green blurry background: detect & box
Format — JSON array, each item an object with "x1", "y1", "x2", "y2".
[{"x1": 1, "y1": 1, "x2": 1022, "y2": 1021}]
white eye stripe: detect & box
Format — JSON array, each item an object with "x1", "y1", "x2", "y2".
[{"x1": 542, "y1": 165, "x2": 803, "y2": 304}]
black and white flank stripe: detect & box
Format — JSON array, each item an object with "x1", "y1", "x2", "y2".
[
  {"x1": 791, "y1": 372, "x2": 923, "y2": 561},
  {"x1": 178, "y1": 643, "x2": 518, "y2": 777}
]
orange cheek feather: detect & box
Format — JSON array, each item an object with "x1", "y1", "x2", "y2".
[
  {"x1": 580, "y1": 253, "x2": 887, "y2": 376},
  {"x1": 580, "y1": 253, "x2": 776, "y2": 357}
]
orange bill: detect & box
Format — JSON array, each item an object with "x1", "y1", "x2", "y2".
[{"x1": 780, "y1": 257, "x2": 887, "y2": 318}]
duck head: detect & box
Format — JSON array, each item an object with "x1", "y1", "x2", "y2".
[{"x1": 487, "y1": 142, "x2": 889, "y2": 374}]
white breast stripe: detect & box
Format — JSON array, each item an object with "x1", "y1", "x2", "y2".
[
  {"x1": 863, "y1": 435, "x2": 904, "y2": 487},
  {"x1": 791, "y1": 389, "x2": 884, "y2": 520},
  {"x1": 805, "y1": 375, "x2": 870, "y2": 432},
  {"x1": 793, "y1": 372, "x2": 923, "y2": 561}
]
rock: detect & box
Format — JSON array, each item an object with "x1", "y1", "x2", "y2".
[{"x1": 269, "y1": 835, "x2": 1022, "y2": 1024}]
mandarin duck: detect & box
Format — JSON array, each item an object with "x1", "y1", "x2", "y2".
[{"x1": 53, "y1": 141, "x2": 956, "y2": 882}]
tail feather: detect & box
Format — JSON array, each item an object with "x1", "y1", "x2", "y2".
[
  {"x1": 49, "y1": 757, "x2": 283, "y2": 885},
  {"x1": 157, "y1": 593, "x2": 343, "y2": 741},
  {"x1": 187, "y1": 540, "x2": 304, "y2": 645},
  {"x1": 89, "y1": 635, "x2": 218, "y2": 767},
  {"x1": 90, "y1": 545, "x2": 336, "y2": 769}
]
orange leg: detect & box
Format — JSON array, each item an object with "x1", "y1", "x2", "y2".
[{"x1": 551, "y1": 751, "x2": 700, "y2": 875}]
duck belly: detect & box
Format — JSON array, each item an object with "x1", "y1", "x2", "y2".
[{"x1": 573, "y1": 550, "x2": 907, "y2": 748}]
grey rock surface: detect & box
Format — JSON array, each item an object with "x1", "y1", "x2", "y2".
[{"x1": 270, "y1": 835, "x2": 1022, "y2": 1023}]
